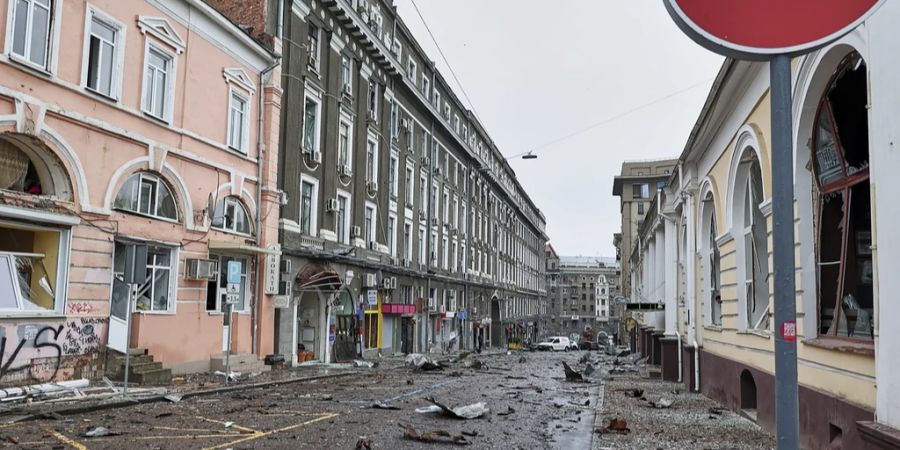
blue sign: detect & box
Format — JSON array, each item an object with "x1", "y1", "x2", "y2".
[
  {"x1": 227, "y1": 261, "x2": 242, "y2": 284},
  {"x1": 458, "y1": 309, "x2": 467, "y2": 320}
]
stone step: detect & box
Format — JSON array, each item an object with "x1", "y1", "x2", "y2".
[
  {"x1": 106, "y1": 348, "x2": 172, "y2": 385},
  {"x1": 210, "y1": 353, "x2": 262, "y2": 371},
  {"x1": 107, "y1": 353, "x2": 155, "y2": 367},
  {"x1": 129, "y1": 368, "x2": 173, "y2": 385}
]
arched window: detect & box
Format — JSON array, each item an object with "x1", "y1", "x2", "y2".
[
  {"x1": 700, "y1": 192, "x2": 721, "y2": 326},
  {"x1": 735, "y1": 150, "x2": 768, "y2": 330},
  {"x1": 812, "y1": 52, "x2": 873, "y2": 340},
  {"x1": 0, "y1": 132, "x2": 72, "y2": 199},
  {"x1": 114, "y1": 172, "x2": 178, "y2": 221},
  {"x1": 211, "y1": 196, "x2": 252, "y2": 235}
]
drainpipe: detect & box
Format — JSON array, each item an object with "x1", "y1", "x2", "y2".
[
  {"x1": 674, "y1": 329, "x2": 682, "y2": 383},
  {"x1": 253, "y1": 57, "x2": 282, "y2": 356},
  {"x1": 693, "y1": 336, "x2": 701, "y2": 392}
]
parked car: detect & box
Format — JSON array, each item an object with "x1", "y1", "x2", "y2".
[
  {"x1": 536, "y1": 336, "x2": 573, "y2": 351},
  {"x1": 578, "y1": 340, "x2": 600, "y2": 351}
]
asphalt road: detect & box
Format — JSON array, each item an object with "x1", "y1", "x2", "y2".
[{"x1": 0, "y1": 350, "x2": 603, "y2": 449}]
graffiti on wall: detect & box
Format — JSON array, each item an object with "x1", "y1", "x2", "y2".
[
  {"x1": 0, "y1": 318, "x2": 107, "y2": 383},
  {"x1": 66, "y1": 302, "x2": 94, "y2": 315}
]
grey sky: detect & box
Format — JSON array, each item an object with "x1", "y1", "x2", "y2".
[{"x1": 393, "y1": 0, "x2": 723, "y2": 257}]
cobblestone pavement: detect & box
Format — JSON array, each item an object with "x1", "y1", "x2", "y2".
[{"x1": 0, "y1": 351, "x2": 772, "y2": 449}]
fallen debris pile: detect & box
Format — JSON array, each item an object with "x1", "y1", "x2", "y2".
[
  {"x1": 562, "y1": 362, "x2": 584, "y2": 382},
  {"x1": 598, "y1": 417, "x2": 631, "y2": 435},
  {"x1": 406, "y1": 354, "x2": 445, "y2": 371}
]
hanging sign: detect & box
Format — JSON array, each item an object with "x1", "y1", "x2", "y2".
[{"x1": 663, "y1": 0, "x2": 884, "y2": 59}]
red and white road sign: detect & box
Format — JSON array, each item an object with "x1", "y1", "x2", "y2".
[
  {"x1": 781, "y1": 321, "x2": 797, "y2": 342},
  {"x1": 664, "y1": 0, "x2": 885, "y2": 59}
]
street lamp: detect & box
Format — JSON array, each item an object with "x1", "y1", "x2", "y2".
[{"x1": 505, "y1": 150, "x2": 537, "y2": 161}]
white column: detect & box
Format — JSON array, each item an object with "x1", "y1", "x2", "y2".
[
  {"x1": 647, "y1": 239, "x2": 656, "y2": 303},
  {"x1": 664, "y1": 217, "x2": 677, "y2": 336},
  {"x1": 655, "y1": 228, "x2": 665, "y2": 304}
]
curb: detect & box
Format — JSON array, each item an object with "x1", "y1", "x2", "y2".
[{"x1": 11, "y1": 371, "x2": 359, "y2": 423}]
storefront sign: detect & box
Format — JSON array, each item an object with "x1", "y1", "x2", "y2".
[
  {"x1": 382, "y1": 303, "x2": 416, "y2": 315},
  {"x1": 664, "y1": 0, "x2": 884, "y2": 59},
  {"x1": 264, "y1": 254, "x2": 278, "y2": 294},
  {"x1": 366, "y1": 289, "x2": 377, "y2": 306}
]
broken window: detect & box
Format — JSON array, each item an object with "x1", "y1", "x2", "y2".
[
  {"x1": 0, "y1": 221, "x2": 66, "y2": 313},
  {"x1": 706, "y1": 200, "x2": 722, "y2": 326},
  {"x1": 114, "y1": 172, "x2": 178, "y2": 221},
  {"x1": 813, "y1": 52, "x2": 873, "y2": 340},
  {"x1": 741, "y1": 154, "x2": 768, "y2": 330},
  {"x1": 0, "y1": 139, "x2": 44, "y2": 195}
]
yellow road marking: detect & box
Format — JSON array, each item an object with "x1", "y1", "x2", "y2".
[
  {"x1": 48, "y1": 430, "x2": 89, "y2": 450},
  {"x1": 194, "y1": 415, "x2": 259, "y2": 434},
  {"x1": 202, "y1": 413, "x2": 339, "y2": 450},
  {"x1": 151, "y1": 426, "x2": 244, "y2": 434}
]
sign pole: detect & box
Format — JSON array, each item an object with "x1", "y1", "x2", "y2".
[
  {"x1": 770, "y1": 54, "x2": 799, "y2": 450},
  {"x1": 224, "y1": 302, "x2": 232, "y2": 385},
  {"x1": 122, "y1": 283, "x2": 135, "y2": 398}
]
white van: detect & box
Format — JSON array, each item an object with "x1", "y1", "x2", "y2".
[{"x1": 537, "y1": 336, "x2": 574, "y2": 352}]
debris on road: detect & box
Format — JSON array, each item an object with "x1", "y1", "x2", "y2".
[
  {"x1": 214, "y1": 370, "x2": 240, "y2": 382},
  {"x1": 353, "y1": 360, "x2": 376, "y2": 369},
  {"x1": 406, "y1": 354, "x2": 444, "y2": 371},
  {"x1": 462, "y1": 355, "x2": 487, "y2": 370},
  {"x1": 579, "y1": 353, "x2": 591, "y2": 364},
  {"x1": 583, "y1": 363, "x2": 595, "y2": 376},
  {"x1": 709, "y1": 406, "x2": 726, "y2": 415},
  {"x1": 649, "y1": 397, "x2": 675, "y2": 409},
  {"x1": 224, "y1": 421, "x2": 235, "y2": 428},
  {"x1": 623, "y1": 388, "x2": 645, "y2": 398},
  {"x1": 355, "y1": 436, "x2": 372, "y2": 449},
  {"x1": 497, "y1": 406, "x2": 515, "y2": 416},
  {"x1": 518, "y1": 355, "x2": 527, "y2": 363},
  {"x1": 415, "y1": 397, "x2": 489, "y2": 419},
  {"x1": 400, "y1": 424, "x2": 471, "y2": 446},
  {"x1": 601, "y1": 417, "x2": 631, "y2": 435},
  {"x1": 371, "y1": 402, "x2": 400, "y2": 410},
  {"x1": 83, "y1": 426, "x2": 119, "y2": 438},
  {"x1": 163, "y1": 393, "x2": 183, "y2": 403},
  {"x1": 562, "y1": 362, "x2": 584, "y2": 382}
]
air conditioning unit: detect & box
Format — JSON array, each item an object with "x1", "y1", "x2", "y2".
[
  {"x1": 401, "y1": 118, "x2": 409, "y2": 130},
  {"x1": 311, "y1": 151, "x2": 322, "y2": 164},
  {"x1": 338, "y1": 164, "x2": 352, "y2": 177},
  {"x1": 366, "y1": 181, "x2": 378, "y2": 192},
  {"x1": 433, "y1": 167, "x2": 442, "y2": 176},
  {"x1": 308, "y1": 55, "x2": 318, "y2": 68},
  {"x1": 325, "y1": 199, "x2": 339, "y2": 212},
  {"x1": 439, "y1": 304, "x2": 447, "y2": 313},
  {"x1": 422, "y1": 156, "x2": 430, "y2": 168},
  {"x1": 401, "y1": 259, "x2": 410, "y2": 268},
  {"x1": 365, "y1": 273, "x2": 378, "y2": 287},
  {"x1": 382, "y1": 278, "x2": 392, "y2": 289},
  {"x1": 351, "y1": 226, "x2": 362, "y2": 238},
  {"x1": 185, "y1": 259, "x2": 218, "y2": 281},
  {"x1": 280, "y1": 259, "x2": 292, "y2": 274},
  {"x1": 430, "y1": 218, "x2": 439, "y2": 227},
  {"x1": 389, "y1": 277, "x2": 398, "y2": 289},
  {"x1": 367, "y1": 110, "x2": 377, "y2": 122},
  {"x1": 368, "y1": 241, "x2": 378, "y2": 251},
  {"x1": 342, "y1": 83, "x2": 352, "y2": 96}
]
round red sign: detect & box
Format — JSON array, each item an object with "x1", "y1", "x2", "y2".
[{"x1": 664, "y1": 0, "x2": 885, "y2": 59}]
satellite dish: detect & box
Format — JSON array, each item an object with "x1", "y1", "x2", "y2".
[{"x1": 207, "y1": 193, "x2": 215, "y2": 221}]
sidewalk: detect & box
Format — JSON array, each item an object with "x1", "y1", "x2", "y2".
[{"x1": 592, "y1": 368, "x2": 774, "y2": 449}]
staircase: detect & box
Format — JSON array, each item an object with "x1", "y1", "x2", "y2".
[
  {"x1": 210, "y1": 353, "x2": 271, "y2": 375},
  {"x1": 105, "y1": 348, "x2": 173, "y2": 385}
]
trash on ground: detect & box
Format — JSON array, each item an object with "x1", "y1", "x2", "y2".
[
  {"x1": 583, "y1": 363, "x2": 595, "y2": 376},
  {"x1": 415, "y1": 397, "x2": 489, "y2": 419},
  {"x1": 623, "y1": 388, "x2": 645, "y2": 398},
  {"x1": 83, "y1": 426, "x2": 119, "y2": 438},
  {"x1": 708, "y1": 406, "x2": 726, "y2": 415},
  {"x1": 353, "y1": 360, "x2": 376, "y2": 368},
  {"x1": 497, "y1": 406, "x2": 515, "y2": 416},
  {"x1": 518, "y1": 355, "x2": 527, "y2": 363},
  {"x1": 562, "y1": 362, "x2": 584, "y2": 382},
  {"x1": 406, "y1": 354, "x2": 444, "y2": 371},
  {"x1": 214, "y1": 370, "x2": 241, "y2": 381},
  {"x1": 371, "y1": 402, "x2": 400, "y2": 410},
  {"x1": 224, "y1": 421, "x2": 235, "y2": 428},
  {"x1": 462, "y1": 355, "x2": 486, "y2": 370},
  {"x1": 400, "y1": 424, "x2": 471, "y2": 445},
  {"x1": 163, "y1": 393, "x2": 183, "y2": 403},
  {"x1": 579, "y1": 353, "x2": 591, "y2": 364}
]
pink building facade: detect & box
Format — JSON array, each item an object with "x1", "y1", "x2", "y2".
[{"x1": 0, "y1": 0, "x2": 281, "y2": 383}]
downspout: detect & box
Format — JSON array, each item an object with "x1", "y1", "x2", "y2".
[
  {"x1": 253, "y1": 57, "x2": 282, "y2": 356},
  {"x1": 674, "y1": 329, "x2": 682, "y2": 383}
]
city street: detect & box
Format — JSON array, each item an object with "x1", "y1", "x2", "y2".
[{"x1": 0, "y1": 350, "x2": 771, "y2": 449}]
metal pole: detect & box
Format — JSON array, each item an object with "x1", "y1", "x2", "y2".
[
  {"x1": 122, "y1": 284, "x2": 135, "y2": 398},
  {"x1": 224, "y1": 303, "x2": 233, "y2": 385},
  {"x1": 770, "y1": 54, "x2": 799, "y2": 450}
]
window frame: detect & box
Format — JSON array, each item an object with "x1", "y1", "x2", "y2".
[
  {"x1": 113, "y1": 172, "x2": 180, "y2": 222},
  {"x1": 211, "y1": 195, "x2": 253, "y2": 236},
  {"x1": 340, "y1": 53, "x2": 353, "y2": 91},
  {"x1": 364, "y1": 202, "x2": 377, "y2": 247},
  {"x1": 404, "y1": 220, "x2": 413, "y2": 261},
  {"x1": 140, "y1": 40, "x2": 177, "y2": 123},
  {"x1": 0, "y1": 219, "x2": 70, "y2": 316},
  {"x1": 112, "y1": 239, "x2": 178, "y2": 315},
  {"x1": 6, "y1": 0, "x2": 61, "y2": 73},
  {"x1": 387, "y1": 212, "x2": 397, "y2": 256},
  {"x1": 405, "y1": 164, "x2": 415, "y2": 206},
  {"x1": 338, "y1": 113, "x2": 353, "y2": 171},
  {"x1": 302, "y1": 89, "x2": 323, "y2": 154},
  {"x1": 226, "y1": 87, "x2": 251, "y2": 154},
  {"x1": 335, "y1": 190, "x2": 351, "y2": 245},
  {"x1": 299, "y1": 175, "x2": 319, "y2": 237},
  {"x1": 80, "y1": 5, "x2": 125, "y2": 100},
  {"x1": 307, "y1": 22, "x2": 320, "y2": 71},
  {"x1": 366, "y1": 136, "x2": 379, "y2": 184},
  {"x1": 389, "y1": 152, "x2": 399, "y2": 200},
  {"x1": 206, "y1": 254, "x2": 251, "y2": 314}
]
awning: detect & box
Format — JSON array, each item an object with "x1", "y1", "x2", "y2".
[
  {"x1": 296, "y1": 264, "x2": 343, "y2": 291},
  {"x1": 208, "y1": 240, "x2": 281, "y2": 256}
]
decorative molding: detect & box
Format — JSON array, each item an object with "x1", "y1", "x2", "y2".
[
  {"x1": 223, "y1": 68, "x2": 256, "y2": 94},
  {"x1": 715, "y1": 231, "x2": 734, "y2": 248},
  {"x1": 759, "y1": 198, "x2": 773, "y2": 217},
  {"x1": 137, "y1": 16, "x2": 186, "y2": 54}
]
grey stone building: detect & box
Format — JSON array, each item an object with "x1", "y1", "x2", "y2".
[
  {"x1": 214, "y1": 0, "x2": 548, "y2": 362},
  {"x1": 611, "y1": 159, "x2": 676, "y2": 343},
  {"x1": 548, "y1": 256, "x2": 616, "y2": 340}
]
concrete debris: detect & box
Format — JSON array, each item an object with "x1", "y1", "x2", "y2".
[
  {"x1": 649, "y1": 397, "x2": 674, "y2": 409},
  {"x1": 518, "y1": 355, "x2": 527, "y2": 363},
  {"x1": 163, "y1": 393, "x2": 183, "y2": 403},
  {"x1": 353, "y1": 360, "x2": 376, "y2": 369},
  {"x1": 406, "y1": 354, "x2": 444, "y2": 371},
  {"x1": 497, "y1": 406, "x2": 516, "y2": 416},
  {"x1": 416, "y1": 397, "x2": 489, "y2": 420},
  {"x1": 224, "y1": 421, "x2": 235, "y2": 428},
  {"x1": 400, "y1": 424, "x2": 471, "y2": 445},
  {"x1": 371, "y1": 402, "x2": 400, "y2": 410},
  {"x1": 214, "y1": 370, "x2": 241, "y2": 381},
  {"x1": 83, "y1": 426, "x2": 119, "y2": 438},
  {"x1": 462, "y1": 355, "x2": 487, "y2": 370},
  {"x1": 579, "y1": 353, "x2": 591, "y2": 364},
  {"x1": 708, "y1": 406, "x2": 726, "y2": 415},
  {"x1": 0, "y1": 379, "x2": 90, "y2": 402},
  {"x1": 583, "y1": 363, "x2": 595, "y2": 376},
  {"x1": 461, "y1": 430, "x2": 479, "y2": 437},
  {"x1": 562, "y1": 362, "x2": 584, "y2": 382},
  {"x1": 623, "y1": 388, "x2": 645, "y2": 398},
  {"x1": 355, "y1": 436, "x2": 372, "y2": 450}
]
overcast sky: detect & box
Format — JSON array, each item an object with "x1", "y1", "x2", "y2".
[{"x1": 393, "y1": 0, "x2": 724, "y2": 257}]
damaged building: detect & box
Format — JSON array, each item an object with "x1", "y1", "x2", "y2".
[{"x1": 617, "y1": 5, "x2": 900, "y2": 448}]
